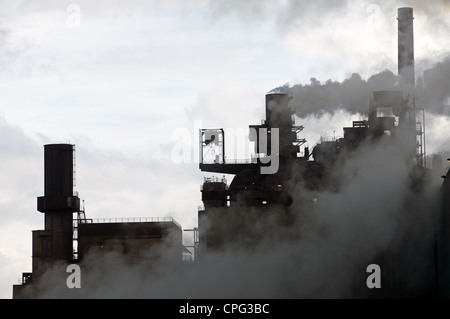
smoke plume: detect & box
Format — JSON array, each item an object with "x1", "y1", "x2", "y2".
[
  {"x1": 19, "y1": 131, "x2": 441, "y2": 299},
  {"x1": 16, "y1": 54, "x2": 450, "y2": 301},
  {"x1": 289, "y1": 70, "x2": 397, "y2": 118},
  {"x1": 417, "y1": 56, "x2": 450, "y2": 116},
  {"x1": 287, "y1": 55, "x2": 450, "y2": 119}
]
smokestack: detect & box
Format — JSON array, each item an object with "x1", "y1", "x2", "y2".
[
  {"x1": 398, "y1": 7, "x2": 415, "y2": 89},
  {"x1": 36, "y1": 144, "x2": 80, "y2": 268}
]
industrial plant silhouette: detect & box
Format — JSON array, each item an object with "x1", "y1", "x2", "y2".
[{"x1": 12, "y1": 8, "x2": 450, "y2": 298}]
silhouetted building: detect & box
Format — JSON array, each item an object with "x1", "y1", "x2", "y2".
[
  {"x1": 11, "y1": 7, "x2": 450, "y2": 299},
  {"x1": 13, "y1": 144, "x2": 182, "y2": 299},
  {"x1": 195, "y1": 7, "x2": 443, "y2": 298},
  {"x1": 78, "y1": 218, "x2": 182, "y2": 263}
]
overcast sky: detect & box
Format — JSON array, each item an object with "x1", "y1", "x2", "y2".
[{"x1": 1, "y1": 0, "x2": 450, "y2": 298}]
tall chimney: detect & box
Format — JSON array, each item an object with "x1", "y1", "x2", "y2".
[
  {"x1": 398, "y1": 7, "x2": 415, "y2": 89},
  {"x1": 34, "y1": 144, "x2": 80, "y2": 278}
]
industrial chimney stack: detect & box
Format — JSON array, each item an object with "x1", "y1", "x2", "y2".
[
  {"x1": 398, "y1": 7, "x2": 415, "y2": 89},
  {"x1": 33, "y1": 144, "x2": 80, "y2": 280}
]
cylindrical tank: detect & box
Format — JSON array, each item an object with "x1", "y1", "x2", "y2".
[
  {"x1": 265, "y1": 93, "x2": 293, "y2": 129},
  {"x1": 265, "y1": 93, "x2": 296, "y2": 158},
  {"x1": 201, "y1": 181, "x2": 227, "y2": 208},
  {"x1": 44, "y1": 144, "x2": 75, "y2": 196}
]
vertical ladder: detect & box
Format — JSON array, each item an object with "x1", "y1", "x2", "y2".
[
  {"x1": 72, "y1": 145, "x2": 76, "y2": 188},
  {"x1": 72, "y1": 200, "x2": 87, "y2": 260}
]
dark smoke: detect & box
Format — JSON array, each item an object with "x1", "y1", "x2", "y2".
[
  {"x1": 288, "y1": 55, "x2": 450, "y2": 119},
  {"x1": 417, "y1": 56, "x2": 450, "y2": 116},
  {"x1": 289, "y1": 70, "x2": 397, "y2": 118}
]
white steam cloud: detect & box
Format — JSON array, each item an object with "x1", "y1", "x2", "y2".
[{"x1": 19, "y1": 133, "x2": 441, "y2": 298}]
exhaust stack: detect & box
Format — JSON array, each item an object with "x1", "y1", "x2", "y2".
[{"x1": 398, "y1": 7, "x2": 415, "y2": 89}]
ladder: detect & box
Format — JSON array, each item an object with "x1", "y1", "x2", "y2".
[{"x1": 72, "y1": 200, "x2": 89, "y2": 260}]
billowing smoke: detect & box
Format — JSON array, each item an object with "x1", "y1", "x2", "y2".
[
  {"x1": 289, "y1": 70, "x2": 397, "y2": 118},
  {"x1": 18, "y1": 131, "x2": 441, "y2": 298},
  {"x1": 287, "y1": 55, "x2": 450, "y2": 119},
  {"x1": 15, "y1": 53, "x2": 450, "y2": 299},
  {"x1": 207, "y1": 0, "x2": 450, "y2": 32},
  {"x1": 417, "y1": 56, "x2": 450, "y2": 116},
  {"x1": 15, "y1": 56, "x2": 450, "y2": 301},
  {"x1": 13, "y1": 3, "x2": 450, "y2": 298}
]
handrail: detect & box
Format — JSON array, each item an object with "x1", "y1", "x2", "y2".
[
  {"x1": 201, "y1": 158, "x2": 254, "y2": 164},
  {"x1": 90, "y1": 217, "x2": 181, "y2": 229}
]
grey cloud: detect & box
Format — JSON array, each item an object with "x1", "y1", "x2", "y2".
[
  {"x1": 0, "y1": 117, "x2": 42, "y2": 223},
  {"x1": 206, "y1": 0, "x2": 348, "y2": 31},
  {"x1": 417, "y1": 56, "x2": 450, "y2": 116},
  {"x1": 0, "y1": 117, "x2": 41, "y2": 157},
  {"x1": 206, "y1": 1, "x2": 450, "y2": 34},
  {"x1": 207, "y1": 0, "x2": 269, "y2": 19}
]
